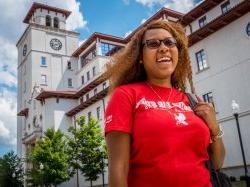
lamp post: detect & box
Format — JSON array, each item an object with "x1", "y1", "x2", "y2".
[
  {"x1": 40, "y1": 163, "x2": 44, "y2": 187},
  {"x1": 12, "y1": 172, "x2": 16, "y2": 187},
  {"x1": 231, "y1": 100, "x2": 250, "y2": 187}
]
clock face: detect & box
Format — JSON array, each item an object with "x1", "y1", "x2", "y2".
[
  {"x1": 23, "y1": 44, "x2": 27, "y2": 56},
  {"x1": 50, "y1": 38, "x2": 62, "y2": 50}
]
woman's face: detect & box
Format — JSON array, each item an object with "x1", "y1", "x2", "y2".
[{"x1": 142, "y1": 28, "x2": 179, "y2": 84}]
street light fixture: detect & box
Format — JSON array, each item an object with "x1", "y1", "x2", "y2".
[
  {"x1": 40, "y1": 163, "x2": 44, "y2": 187},
  {"x1": 231, "y1": 100, "x2": 250, "y2": 187}
]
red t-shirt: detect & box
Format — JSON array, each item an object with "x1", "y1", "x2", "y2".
[{"x1": 105, "y1": 82, "x2": 212, "y2": 187}]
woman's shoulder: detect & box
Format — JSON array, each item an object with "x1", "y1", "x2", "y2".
[
  {"x1": 112, "y1": 82, "x2": 146, "y2": 98},
  {"x1": 117, "y1": 82, "x2": 146, "y2": 91}
]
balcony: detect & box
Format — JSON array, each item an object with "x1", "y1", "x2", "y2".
[
  {"x1": 22, "y1": 127, "x2": 42, "y2": 144},
  {"x1": 66, "y1": 87, "x2": 108, "y2": 116}
]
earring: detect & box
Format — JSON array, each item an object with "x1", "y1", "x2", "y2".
[{"x1": 139, "y1": 60, "x2": 143, "y2": 64}]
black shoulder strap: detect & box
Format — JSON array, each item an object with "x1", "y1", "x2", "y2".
[
  {"x1": 185, "y1": 92, "x2": 198, "y2": 110},
  {"x1": 185, "y1": 93, "x2": 222, "y2": 187}
]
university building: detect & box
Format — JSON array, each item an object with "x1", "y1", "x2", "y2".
[{"x1": 17, "y1": 0, "x2": 250, "y2": 186}]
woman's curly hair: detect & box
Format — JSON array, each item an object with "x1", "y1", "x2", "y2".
[{"x1": 104, "y1": 19, "x2": 195, "y2": 94}]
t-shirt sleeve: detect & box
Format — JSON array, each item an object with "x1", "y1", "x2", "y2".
[{"x1": 104, "y1": 87, "x2": 134, "y2": 135}]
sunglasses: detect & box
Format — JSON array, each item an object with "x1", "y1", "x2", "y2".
[{"x1": 142, "y1": 37, "x2": 178, "y2": 49}]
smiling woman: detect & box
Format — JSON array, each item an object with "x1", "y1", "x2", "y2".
[{"x1": 103, "y1": 20, "x2": 225, "y2": 187}]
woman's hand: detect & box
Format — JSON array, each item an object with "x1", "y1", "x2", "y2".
[{"x1": 193, "y1": 96, "x2": 219, "y2": 135}]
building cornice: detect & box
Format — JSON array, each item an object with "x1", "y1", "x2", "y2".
[
  {"x1": 66, "y1": 87, "x2": 108, "y2": 116},
  {"x1": 23, "y1": 2, "x2": 71, "y2": 24},
  {"x1": 189, "y1": 0, "x2": 249, "y2": 46}
]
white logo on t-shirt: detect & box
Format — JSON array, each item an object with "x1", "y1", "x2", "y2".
[
  {"x1": 105, "y1": 115, "x2": 112, "y2": 124},
  {"x1": 174, "y1": 113, "x2": 188, "y2": 126}
]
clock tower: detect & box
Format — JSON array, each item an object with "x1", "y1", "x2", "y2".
[{"x1": 16, "y1": 2, "x2": 79, "y2": 162}]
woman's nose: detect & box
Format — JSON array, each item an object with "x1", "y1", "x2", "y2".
[{"x1": 158, "y1": 42, "x2": 169, "y2": 52}]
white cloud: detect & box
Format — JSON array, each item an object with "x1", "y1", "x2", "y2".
[
  {"x1": 135, "y1": 0, "x2": 195, "y2": 13},
  {"x1": 135, "y1": 0, "x2": 166, "y2": 7},
  {"x1": 0, "y1": 36, "x2": 18, "y2": 81},
  {"x1": 0, "y1": 89, "x2": 17, "y2": 147},
  {"x1": 123, "y1": 0, "x2": 130, "y2": 5},
  {"x1": 79, "y1": 38, "x2": 87, "y2": 47},
  {"x1": 63, "y1": 0, "x2": 87, "y2": 31},
  {"x1": 141, "y1": 18, "x2": 147, "y2": 24},
  {"x1": 164, "y1": 0, "x2": 194, "y2": 13},
  {"x1": 0, "y1": 121, "x2": 10, "y2": 138},
  {"x1": 124, "y1": 30, "x2": 133, "y2": 37}
]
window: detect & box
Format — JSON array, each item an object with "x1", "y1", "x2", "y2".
[
  {"x1": 92, "y1": 66, "x2": 96, "y2": 77},
  {"x1": 32, "y1": 116, "x2": 37, "y2": 127},
  {"x1": 94, "y1": 88, "x2": 97, "y2": 95},
  {"x1": 41, "y1": 75, "x2": 47, "y2": 85},
  {"x1": 41, "y1": 57, "x2": 47, "y2": 66},
  {"x1": 80, "y1": 48, "x2": 96, "y2": 68},
  {"x1": 88, "y1": 111, "x2": 91, "y2": 122},
  {"x1": 80, "y1": 97, "x2": 83, "y2": 103},
  {"x1": 68, "y1": 78, "x2": 73, "y2": 87},
  {"x1": 87, "y1": 71, "x2": 90, "y2": 81},
  {"x1": 198, "y1": 16, "x2": 207, "y2": 28},
  {"x1": 221, "y1": 1, "x2": 230, "y2": 14},
  {"x1": 195, "y1": 49, "x2": 208, "y2": 71},
  {"x1": 246, "y1": 23, "x2": 250, "y2": 37},
  {"x1": 24, "y1": 81, "x2": 26, "y2": 93},
  {"x1": 33, "y1": 100, "x2": 36, "y2": 110},
  {"x1": 54, "y1": 17, "x2": 59, "y2": 28},
  {"x1": 86, "y1": 93, "x2": 89, "y2": 100},
  {"x1": 81, "y1": 75, "x2": 84, "y2": 85},
  {"x1": 103, "y1": 82, "x2": 107, "y2": 90},
  {"x1": 202, "y1": 92, "x2": 216, "y2": 110},
  {"x1": 96, "y1": 107, "x2": 101, "y2": 120},
  {"x1": 101, "y1": 42, "x2": 116, "y2": 56},
  {"x1": 23, "y1": 64, "x2": 26, "y2": 75},
  {"x1": 46, "y1": 15, "x2": 51, "y2": 27},
  {"x1": 67, "y1": 61, "x2": 72, "y2": 70}
]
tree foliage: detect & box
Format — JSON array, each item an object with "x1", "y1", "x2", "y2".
[
  {"x1": 27, "y1": 128, "x2": 73, "y2": 187},
  {"x1": 68, "y1": 116, "x2": 107, "y2": 186},
  {"x1": 0, "y1": 151, "x2": 24, "y2": 187}
]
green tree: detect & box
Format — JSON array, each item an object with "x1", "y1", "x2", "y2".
[
  {"x1": 68, "y1": 116, "x2": 107, "y2": 187},
  {"x1": 28, "y1": 128, "x2": 73, "y2": 187},
  {"x1": 0, "y1": 151, "x2": 24, "y2": 187}
]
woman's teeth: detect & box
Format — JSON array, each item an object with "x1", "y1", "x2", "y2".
[{"x1": 157, "y1": 57, "x2": 172, "y2": 63}]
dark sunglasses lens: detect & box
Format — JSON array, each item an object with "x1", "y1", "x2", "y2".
[
  {"x1": 146, "y1": 40, "x2": 161, "y2": 48},
  {"x1": 163, "y1": 38, "x2": 177, "y2": 47}
]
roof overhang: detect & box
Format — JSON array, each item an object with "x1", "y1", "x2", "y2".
[
  {"x1": 23, "y1": 2, "x2": 71, "y2": 24},
  {"x1": 188, "y1": 0, "x2": 250, "y2": 46},
  {"x1": 180, "y1": 0, "x2": 224, "y2": 26},
  {"x1": 17, "y1": 108, "x2": 29, "y2": 117},
  {"x1": 72, "y1": 33, "x2": 126, "y2": 57},
  {"x1": 36, "y1": 90, "x2": 78, "y2": 101}
]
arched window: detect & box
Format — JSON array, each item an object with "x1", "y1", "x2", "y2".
[
  {"x1": 246, "y1": 22, "x2": 250, "y2": 37},
  {"x1": 54, "y1": 17, "x2": 59, "y2": 28},
  {"x1": 46, "y1": 15, "x2": 51, "y2": 27}
]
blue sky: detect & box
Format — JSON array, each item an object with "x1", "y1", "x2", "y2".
[{"x1": 0, "y1": 0, "x2": 202, "y2": 157}]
